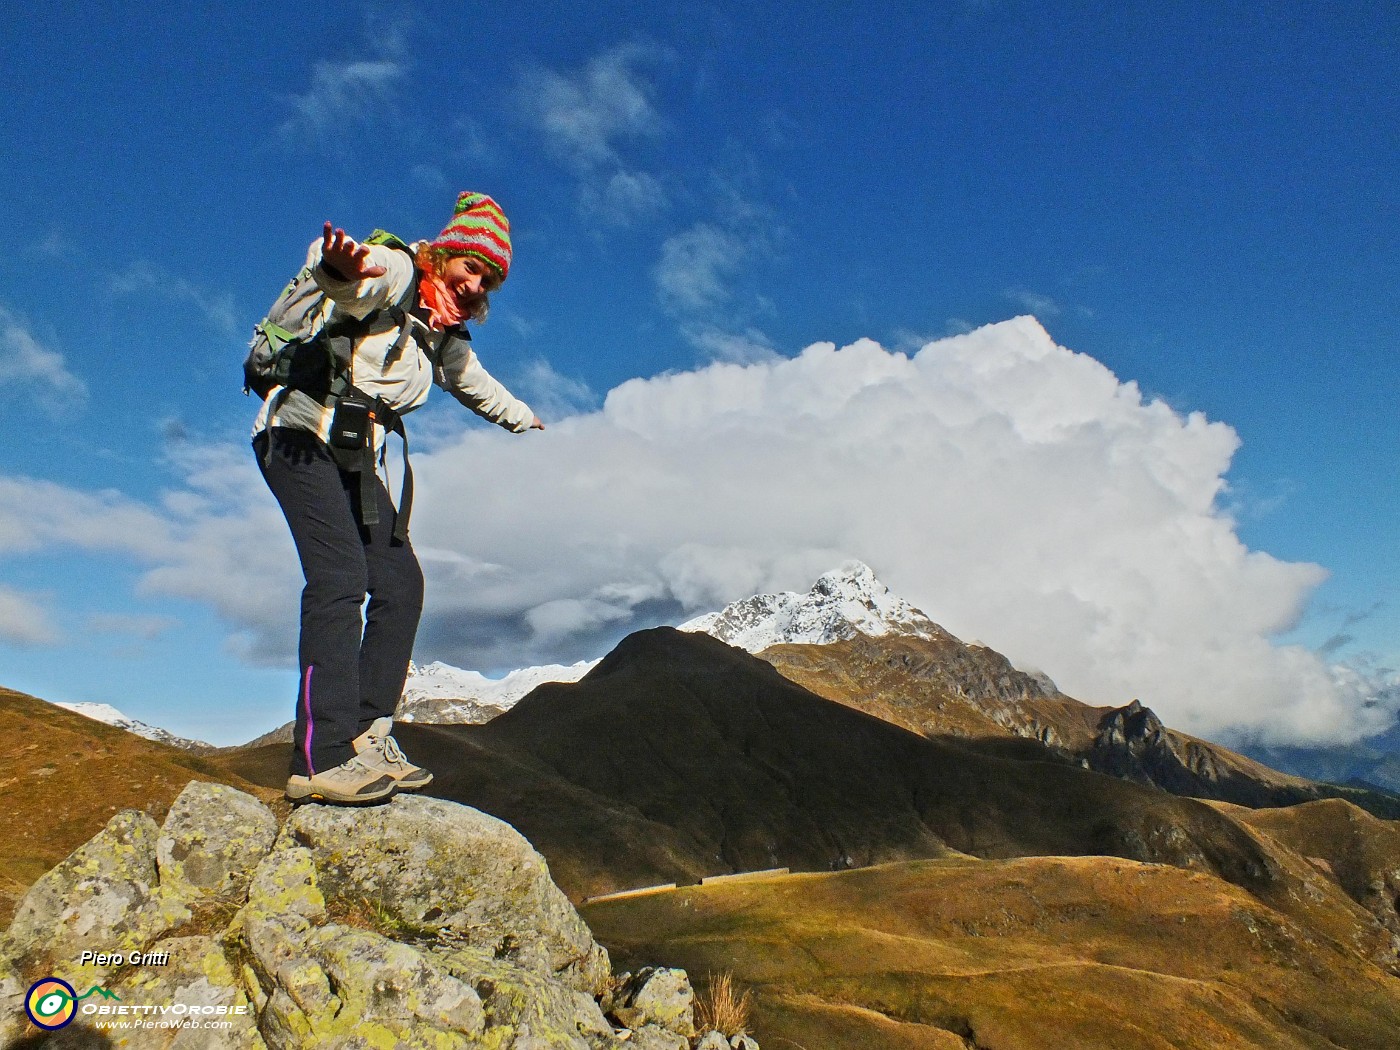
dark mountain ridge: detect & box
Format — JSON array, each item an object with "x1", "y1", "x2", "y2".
[{"x1": 393, "y1": 630, "x2": 1288, "y2": 898}]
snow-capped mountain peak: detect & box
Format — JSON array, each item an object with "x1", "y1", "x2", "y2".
[
  {"x1": 397, "y1": 658, "x2": 600, "y2": 724},
  {"x1": 395, "y1": 562, "x2": 946, "y2": 726},
  {"x1": 678, "y1": 560, "x2": 950, "y2": 653},
  {"x1": 54, "y1": 701, "x2": 214, "y2": 751}
]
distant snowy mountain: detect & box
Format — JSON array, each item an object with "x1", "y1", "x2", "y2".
[
  {"x1": 393, "y1": 562, "x2": 947, "y2": 725},
  {"x1": 396, "y1": 658, "x2": 600, "y2": 724},
  {"x1": 678, "y1": 560, "x2": 953, "y2": 652},
  {"x1": 54, "y1": 701, "x2": 214, "y2": 751}
]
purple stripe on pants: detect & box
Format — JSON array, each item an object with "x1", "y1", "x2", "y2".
[{"x1": 302, "y1": 664, "x2": 316, "y2": 775}]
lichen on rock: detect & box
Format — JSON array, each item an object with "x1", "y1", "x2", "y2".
[
  {"x1": 283, "y1": 795, "x2": 612, "y2": 994},
  {"x1": 157, "y1": 780, "x2": 279, "y2": 904},
  {"x1": 0, "y1": 783, "x2": 711, "y2": 1050},
  {"x1": 609, "y1": 968, "x2": 696, "y2": 1037},
  {"x1": 2, "y1": 808, "x2": 190, "y2": 983}
]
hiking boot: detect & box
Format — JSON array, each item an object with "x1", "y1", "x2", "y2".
[
  {"x1": 352, "y1": 716, "x2": 433, "y2": 792},
  {"x1": 285, "y1": 754, "x2": 396, "y2": 804}
]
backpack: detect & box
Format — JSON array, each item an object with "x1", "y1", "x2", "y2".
[
  {"x1": 246, "y1": 229, "x2": 422, "y2": 542},
  {"x1": 243, "y1": 229, "x2": 418, "y2": 401}
]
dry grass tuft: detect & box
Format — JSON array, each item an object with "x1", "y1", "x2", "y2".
[{"x1": 696, "y1": 970, "x2": 752, "y2": 1037}]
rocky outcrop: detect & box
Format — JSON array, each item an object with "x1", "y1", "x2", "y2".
[
  {"x1": 1086, "y1": 700, "x2": 1325, "y2": 808},
  {"x1": 607, "y1": 967, "x2": 696, "y2": 1037},
  {"x1": 0, "y1": 781, "x2": 753, "y2": 1049}
]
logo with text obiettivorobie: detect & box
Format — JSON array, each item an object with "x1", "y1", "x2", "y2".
[{"x1": 24, "y1": 978, "x2": 119, "y2": 1030}]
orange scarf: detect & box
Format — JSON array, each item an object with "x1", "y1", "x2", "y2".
[{"x1": 418, "y1": 272, "x2": 466, "y2": 330}]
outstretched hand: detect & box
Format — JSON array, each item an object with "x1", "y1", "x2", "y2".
[
  {"x1": 529, "y1": 416, "x2": 545, "y2": 430},
  {"x1": 320, "y1": 222, "x2": 387, "y2": 279}
]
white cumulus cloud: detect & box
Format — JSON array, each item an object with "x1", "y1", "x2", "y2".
[
  {"x1": 396, "y1": 317, "x2": 1376, "y2": 745},
  {"x1": 7, "y1": 318, "x2": 1386, "y2": 747}
]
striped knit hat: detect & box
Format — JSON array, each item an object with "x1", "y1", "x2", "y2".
[{"x1": 431, "y1": 192, "x2": 512, "y2": 281}]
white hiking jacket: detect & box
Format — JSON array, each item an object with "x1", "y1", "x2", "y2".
[{"x1": 251, "y1": 239, "x2": 535, "y2": 448}]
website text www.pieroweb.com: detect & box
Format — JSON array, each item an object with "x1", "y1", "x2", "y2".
[{"x1": 22, "y1": 969, "x2": 249, "y2": 1034}]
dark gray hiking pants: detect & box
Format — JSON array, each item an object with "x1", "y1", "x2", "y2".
[{"x1": 254, "y1": 427, "x2": 424, "y2": 778}]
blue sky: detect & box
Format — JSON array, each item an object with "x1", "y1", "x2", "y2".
[{"x1": 0, "y1": 2, "x2": 1395, "y2": 746}]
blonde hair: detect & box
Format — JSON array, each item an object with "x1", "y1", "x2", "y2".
[{"x1": 416, "y1": 243, "x2": 503, "y2": 324}]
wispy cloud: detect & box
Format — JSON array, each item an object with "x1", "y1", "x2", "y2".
[
  {"x1": 0, "y1": 585, "x2": 59, "y2": 647},
  {"x1": 653, "y1": 218, "x2": 781, "y2": 360},
  {"x1": 654, "y1": 223, "x2": 746, "y2": 315},
  {"x1": 680, "y1": 324, "x2": 779, "y2": 364},
  {"x1": 517, "y1": 44, "x2": 670, "y2": 225},
  {"x1": 109, "y1": 262, "x2": 239, "y2": 336},
  {"x1": 516, "y1": 359, "x2": 600, "y2": 420},
  {"x1": 0, "y1": 305, "x2": 88, "y2": 411},
  {"x1": 519, "y1": 44, "x2": 665, "y2": 170},
  {"x1": 1343, "y1": 601, "x2": 1385, "y2": 629},
  {"x1": 86, "y1": 612, "x2": 178, "y2": 640},
  {"x1": 1004, "y1": 288, "x2": 1063, "y2": 317},
  {"x1": 279, "y1": 58, "x2": 406, "y2": 143},
  {"x1": 578, "y1": 170, "x2": 668, "y2": 226},
  {"x1": 1318, "y1": 633, "x2": 1353, "y2": 657}
]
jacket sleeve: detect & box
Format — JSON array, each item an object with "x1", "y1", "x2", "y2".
[
  {"x1": 307, "y1": 240, "x2": 414, "y2": 321},
  {"x1": 434, "y1": 335, "x2": 536, "y2": 433}
]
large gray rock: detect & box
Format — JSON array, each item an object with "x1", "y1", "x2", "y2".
[
  {"x1": 282, "y1": 795, "x2": 611, "y2": 994},
  {"x1": 234, "y1": 844, "x2": 329, "y2": 1010},
  {"x1": 5, "y1": 783, "x2": 697, "y2": 1050},
  {"x1": 2, "y1": 809, "x2": 189, "y2": 983},
  {"x1": 245, "y1": 845, "x2": 326, "y2": 924},
  {"x1": 157, "y1": 781, "x2": 278, "y2": 904}
]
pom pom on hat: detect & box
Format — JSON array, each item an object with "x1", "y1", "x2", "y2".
[{"x1": 431, "y1": 191, "x2": 512, "y2": 280}]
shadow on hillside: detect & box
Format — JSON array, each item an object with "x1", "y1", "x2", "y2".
[{"x1": 930, "y1": 731, "x2": 1400, "y2": 819}]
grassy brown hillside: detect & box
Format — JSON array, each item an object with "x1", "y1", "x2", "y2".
[
  {"x1": 761, "y1": 632, "x2": 1103, "y2": 747},
  {"x1": 585, "y1": 856, "x2": 1400, "y2": 1050},
  {"x1": 761, "y1": 633, "x2": 1400, "y2": 816},
  {"x1": 1208, "y1": 797, "x2": 1400, "y2": 949},
  {"x1": 0, "y1": 688, "x2": 284, "y2": 926},
  {"x1": 225, "y1": 630, "x2": 1390, "y2": 946}
]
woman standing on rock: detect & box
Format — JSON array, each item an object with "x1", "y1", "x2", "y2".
[{"x1": 252, "y1": 192, "x2": 543, "y2": 805}]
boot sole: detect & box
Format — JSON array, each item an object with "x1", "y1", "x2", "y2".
[
  {"x1": 287, "y1": 790, "x2": 396, "y2": 806},
  {"x1": 286, "y1": 777, "x2": 396, "y2": 805}
]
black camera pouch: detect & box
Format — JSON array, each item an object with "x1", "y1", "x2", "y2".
[{"x1": 330, "y1": 393, "x2": 373, "y2": 450}]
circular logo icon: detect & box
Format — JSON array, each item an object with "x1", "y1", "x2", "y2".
[{"x1": 25, "y1": 978, "x2": 77, "y2": 1030}]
